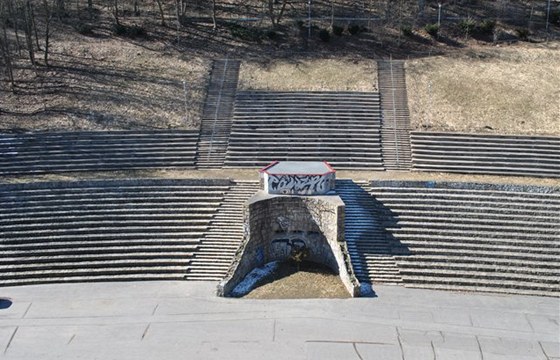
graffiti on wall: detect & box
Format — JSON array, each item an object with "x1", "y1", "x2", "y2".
[
  {"x1": 271, "y1": 233, "x2": 310, "y2": 263},
  {"x1": 268, "y1": 174, "x2": 334, "y2": 195}
]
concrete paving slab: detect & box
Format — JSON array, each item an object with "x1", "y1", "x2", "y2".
[
  {"x1": 276, "y1": 318, "x2": 397, "y2": 344},
  {"x1": 0, "y1": 302, "x2": 30, "y2": 320},
  {"x1": 25, "y1": 298, "x2": 158, "y2": 319},
  {"x1": 433, "y1": 309, "x2": 473, "y2": 326},
  {"x1": 433, "y1": 333, "x2": 482, "y2": 360},
  {"x1": 0, "y1": 326, "x2": 17, "y2": 356},
  {"x1": 526, "y1": 314, "x2": 560, "y2": 335},
  {"x1": 400, "y1": 344, "x2": 435, "y2": 360},
  {"x1": 3, "y1": 325, "x2": 78, "y2": 358},
  {"x1": 0, "y1": 281, "x2": 557, "y2": 360},
  {"x1": 540, "y1": 341, "x2": 560, "y2": 358},
  {"x1": 144, "y1": 319, "x2": 275, "y2": 344},
  {"x1": 355, "y1": 342, "x2": 403, "y2": 359},
  {"x1": 306, "y1": 342, "x2": 359, "y2": 360},
  {"x1": 470, "y1": 310, "x2": 534, "y2": 332},
  {"x1": 399, "y1": 310, "x2": 434, "y2": 323},
  {"x1": 478, "y1": 336, "x2": 548, "y2": 359}
]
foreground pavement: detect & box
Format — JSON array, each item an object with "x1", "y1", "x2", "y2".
[{"x1": 0, "y1": 281, "x2": 558, "y2": 360}]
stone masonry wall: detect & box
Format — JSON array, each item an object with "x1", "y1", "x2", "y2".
[{"x1": 218, "y1": 191, "x2": 360, "y2": 297}]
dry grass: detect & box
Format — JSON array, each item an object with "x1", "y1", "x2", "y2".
[
  {"x1": 243, "y1": 262, "x2": 350, "y2": 299},
  {"x1": 238, "y1": 58, "x2": 377, "y2": 91},
  {"x1": 1, "y1": 36, "x2": 209, "y2": 131},
  {"x1": 406, "y1": 42, "x2": 560, "y2": 136},
  {"x1": 2, "y1": 169, "x2": 558, "y2": 187}
]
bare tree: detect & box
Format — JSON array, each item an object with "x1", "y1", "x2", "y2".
[
  {"x1": 56, "y1": 0, "x2": 65, "y2": 20},
  {"x1": 23, "y1": 0, "x2": 36, "y2": 69},
  {"x1": 266, "y1": 0, "x2": 288, "y2": 28},
  {"x1": 43, "y1": 0, "x2": 52, "y2": 66},
  {"x1": 113, "y1": 0, "x2": 120, "y2": 25},
  {"x1": 211, "y1": 0, "x2": 217, "y2": 30},
  {"x1": 0, "y1": 2, "x2": 16, "y2": 91},
  {"x1": 9, "y1": 0, "x2": 22, "y2": 55},
  {"x1": 417, "y1": 0, "x2": 425, "y2": 19},
  {"x1": 175, "y1": 0, "x2": 181, "y2": 27},
  {"x1": 154, "y1": 0, "x2": 165, "y2": 26}
]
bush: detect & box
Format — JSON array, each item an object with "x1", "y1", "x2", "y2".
[
  {"x1": 319, "y1": 28, "x2": 330, "y2": 42},
  {"x1": 265, "y1": 30, "x2": 277, "y2": 40},
  {"x1": 551, "y1": 9, "x2": 560, "y2": 26},
  {"x1": 477, "y1": 19, "x2": 496, "y2": 35},
  {"x1": 400, "y1": 25, "x2": 413, "y2": 37},
  {"x1": 112, "y1": 23, "x2": 147, "y2": 38},
  {"x1": 424, "y1": 23, "x2": 439, "y2": 37},
  {"x1": 459, "y1": 18, "x2": 476, "y2": 36},
  {"x1": 332, "y1": 24, "x2": 344, "y2": 36},
  {"x1": 348, "y1": 24, "x2": 361, "y2": 35},
  {"x1": 75, "y1": 23, "x2": 94, "y2": 35},
  {"x1": 229, "y1": 23, "x2": 262, "y2": 42},
  {"x1": 516, "y1": 27, "x2": 529, "y2": 41}
]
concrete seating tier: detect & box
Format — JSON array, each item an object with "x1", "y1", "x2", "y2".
[
  {"x1": 225, "y1": 91, "x2": 384, "y2": 170},
  {"x1": 367, "y1": 181, "x2": 560, "y2": 296},
  {"x1": 0, "y1": 131, "x2": 198, "y2": 175},
  {"x1": 0, "y1": 179, "x2": 235, "y2": 287},
  {"x1": 411, "y1": 132, "x2": 560, "y2": 178}
]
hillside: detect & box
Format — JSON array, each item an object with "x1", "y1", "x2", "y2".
[{"x1": 0, "y1": 0, "x2": 559, "y2": 133}]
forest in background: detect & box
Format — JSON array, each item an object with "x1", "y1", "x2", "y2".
[{"x1": 0, "y1": 0, "x2": 558, "y2": 132}]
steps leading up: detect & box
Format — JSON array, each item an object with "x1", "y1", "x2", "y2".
[
  {"x1": 0, "y1": 179, "x2": 231, "y2": 287},
  {"x1": 0, "y1": 131, "x2": 198, "y2": 175},
  {"x1": 411, "y1": 132, "x2": 560, "y2": 178},
  {"x1": 196, "y1": 59, "x2": 241, "y2": 169},
  {"x1": 336, "y1": 179, "x2": 403, "y2": 285},
  {"x1": 224, "y1": 91, "x2": 384, "y2": 170},
  {"x1": 185, "y1": 180, "x2": 259, "y2": 281},
  {"x1": 368, "y1": 180, "x2": 560, "y2": 296},
  {"x1": 377, "y1": 60, "x2": 412, "y2": 170}
]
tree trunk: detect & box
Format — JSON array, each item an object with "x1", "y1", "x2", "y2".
[
  {"x1": 211, "y1": 0, "x2": 217, "y2": 30},
  {"x1": 56, "y1": 0, "x2": 64, "y2": 20},
  {"x1": 9, "y1": 0, "x2": 22, "y2": 55},
  {"x1": 267, "y1": 0, "x2": 288, "y2": 28},
  {"x1": 180, "y1": 0, "x2": 187, "y2": 16},
  {"x1": 276, "y1": 0, "x2": 288, "y2": 26},
  {"x1": 113, "y1": 0, "x2": 119, "y2": 25},
  {"x1": 23, "y1": 0, "x2": 36, "y2": 68},
  {"x1": 175, "y1": 0, "x2": 181, "y2": 28},
  {"x1": 330, "y1": 1, "x2": 334, "y2": 28},
  {"x1": 31, "y1": 1, "x2": 41, "y2": 50},
  {"x1": 417, "y1": 0, "x2": 425, "y2": 18},
  {"x1": 267, "y1": 0, "x2": 275, "y2": 27},
  {"x1": 1, "y1": 20, "x2": 16, "y2": 91},
  {"x1": 155, "y1": 0, "x2": 165, "y2": 26},
  {"x1": 43, "y1": 0, "x2": 51, "y2": 66}
]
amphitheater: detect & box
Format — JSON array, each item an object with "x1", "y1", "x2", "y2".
[{"x1": 0, "y1": 59, "x2": 559, "y2": 359}]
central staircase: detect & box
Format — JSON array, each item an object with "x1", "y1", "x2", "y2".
[
  {"x1": 196, "y1": 59, "x2": 240, "y2": 169},
  {"x1": 377, "y1": 60, "x2": 412, "y2": 170}
]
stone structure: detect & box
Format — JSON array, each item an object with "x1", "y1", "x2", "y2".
[
  {"x1": 218, "y1": 162, "x2": 360, "y2": 297},
  {"x1": 259, "y1": 161, "x2": 336, "y2": 195}
]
